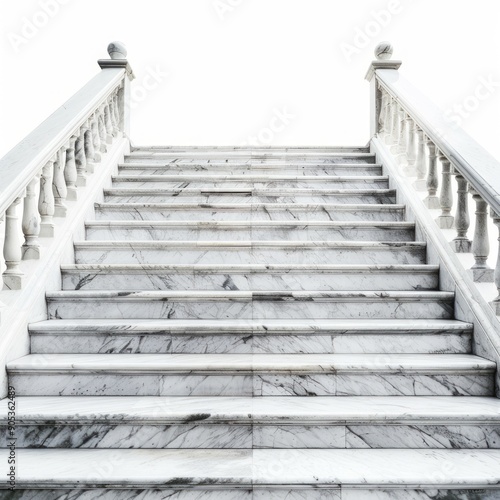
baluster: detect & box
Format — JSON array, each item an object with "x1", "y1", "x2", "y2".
[
  {"x1": 22, "y1": 176, "x2": 41, "y2": 260},
  {"x1": 75, "y1": 128, "x2": 87, "y2": 187},
  {"x1": 111, "y1": 92, "x2": 120, "y2": 137},
  {"x1": 490, "y1": 210, "x2": 500, "y2": 314},
  {"x1": 390, "y1": 102, "x2": 401, "y2": 152},
  {"x1": 3, "y1": 196, "x2": 24, "y2": 290},
  {"x1": 84, "y1": 123, "x2": 96, "y2": 174},
  {"x1": 384, "y1": 96, "x2": 395, "y2": 145},
  {"x1": 53, "y1": 147, "x2": 68, "y2": 217},
  {"x1": 65, "y1": 136, "x2": 78, "y2": 201},
  {"x1": 412, "y1": 127, "x2": 427, "y2": 191},
  {"x1": 423, "y1": 139, "x2": 440, "y2": 209},
  {"x1": 104, "y1": 103, "x2": 114, "y2": 141},
  {"x1": 452, "y1": 169, "x2": 472, "y2": 252},
  {"x1": 91, "y1": 115, "x2": 102, "y2": 163},
  {"x1": 436, "y1": 154, "x2": 454, "y2": 229},
  {"x1": 469, "y1": 188, "x2": 494, "y2": 282},
  {"x1": 114, "y1": 92, "x2": 121, "y2": 131},
  {"x1": 382, "y1": 92, "x2": 391, "y2": 137},
  {"x1": 110, "y1": 95, "x2": 119, "y2": 135},
  {"x1": 403, "y1": 117, "x2": 417, "y2": 176},
  {"x1": 39, "y1": 159, "x2": 55, "y2": 237},
  {"x1": 396, "y1": 110, "x2": 408, "y2": 167},
  {"x1": 98, "y1": 111, "x2": 108, "y2": 151},
  {"x1": 378, "y1": 88, "x2": 386, "y2": 135}
]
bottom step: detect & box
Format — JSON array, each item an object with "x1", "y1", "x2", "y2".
[{"x1": 3, "y1": 448, "x2": 500, "y2": 492}]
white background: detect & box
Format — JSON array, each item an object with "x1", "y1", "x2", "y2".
[{"x1": 0, "y1": 0, "x2": 499, "y2": 156}]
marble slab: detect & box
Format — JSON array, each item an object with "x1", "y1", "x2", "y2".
[
  {"x1": 29, "y1": 318, "x2": 473, "y2": 354},
  {"x1": 103, "y1": 188, "x2": 396, "y2": 204},
  {"x1": 2, "y1": 448, "x2": 500, "y2": 488},
  {"x1": 73, "y1": 240, "x2": 428, "y2": 266},
  {"x1": 94, "y1": 202, "x2": 406, "y2": 222},
  {"x1": 8, "y1": 353, "x2": 494, "y2": 396},
  {"x1": 45, "y1": 290, "x2": 454, "y2": 320},
  {"x1": 60, "y1": 264, "x2": 439, "y2": 292}
]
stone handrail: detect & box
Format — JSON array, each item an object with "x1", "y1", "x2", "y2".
[
  {"x1": 0, "y1": 41, "x2": 134, "y2": 290},
  {"x1": 366, "y1": 42, "x2": 500, "y2": 315}
]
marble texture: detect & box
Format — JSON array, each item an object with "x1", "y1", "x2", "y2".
[
  {"x1": 2, "y1": 448, "x2": 500, "y2": 488},
  {"x1": 45, "y1": 290, "x2": 455, "y2": 320},
  {"x1": 110, "y1": 174, "x2": 390, "y2": 190},
  {"x1": 60, "y1": 264, "x2": 439, "y2": 291},
  {"x1": 94, "y1": 202, "x2": 406, "y2": 222},
  {"x1": 8, "y1": 353, "x2": 494, "y2": 396},
  {"x1": 118, "y1": 162, "x2": 383, "y2": 176},
  {"x1": 84, "y1": 220, "x2": 415, "y2": 242},
  {"x1": 74, "y1": 241, "x2": 428, "y2": 266},
  {"x1": 103, "y1": 187, "x2": 397, "y2": 204}
]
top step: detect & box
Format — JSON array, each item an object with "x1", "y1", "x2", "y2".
[{"x1": 131, "y1": 146, "x2": 370, "y2": 154}]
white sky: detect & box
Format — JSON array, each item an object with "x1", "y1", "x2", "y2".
[{"x1": 0, "y1": 0, "x2": 499, "y2": 156}]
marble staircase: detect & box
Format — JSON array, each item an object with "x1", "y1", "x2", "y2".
[{"x1": 3, "y1": 147, "x2": 500, "y2": 498}]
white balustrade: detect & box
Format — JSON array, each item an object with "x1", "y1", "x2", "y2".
[
  {"x1": 368, "y1": 41, "x2": 500, "y2": 315},
  {"x1": 0, "y1": 41, "x2": 134, "y2": 300}
]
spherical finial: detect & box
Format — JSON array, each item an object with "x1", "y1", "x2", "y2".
[
  {"x1": 375, "y1": 42, "x2": 393, "y2": 60},
  {"x1": 107, "y1": 41, "x2": 127, "y2": 60}
]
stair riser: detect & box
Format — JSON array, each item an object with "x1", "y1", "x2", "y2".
[
  {"x1": 95, "y1": 207, "x2": 405, "y2": 222},
  {"x1": 74, "y1": 246, "x2": 427, "y2": 266},
  {"x1": 47, "y1": 299, "x2": 453, "y2": 320},
  {"x1": 7, "y1": 490, "x2": 500, "y2": 500},
  {"x1": 110, "y1": 179, "x2": 390, "y2": 190},
  {"x1": 119, "y1": 165, "x2": 383, "y2": 175},
  {"x1": 61, "y1": 271, "x2": 438, "y2": 292},
  {"x1": 10, "y1": 372, "x2": 493, "y2": 396},
  {"x1": 124, "y1": 155, "x2": 378, "y2": 164},
  {"x1": 85, "y1": 226, "x2": 415, "y2": 242},
  {"x1": 104, "y1": 193, "x2": 396, "y2": 204},
  {"x1": 2, "y1": 423, "x2": 497, "y2": 449},
  {"x1": 30, "y1": 333, "x2": 471, "y2": 355}
]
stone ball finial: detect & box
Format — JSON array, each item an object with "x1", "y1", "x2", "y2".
[
  {"x1": 375, "y1": 42, "x2": 393, "y2": 60},
  {"x1": 107, "y1": 41, "x2": 127, "y2": 60}
]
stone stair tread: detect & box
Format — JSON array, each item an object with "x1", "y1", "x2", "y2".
[
  {"x1": 60, "y1": 263, "x2": 438, "y2": 273},
  {"x1": 2, "y1": 448, "x2": 500, "y2": 488},
  {"x1": 96, "y1": 202, "x2": 404, "y2": 210},
  {"x1": 119, "y1": 162, "x2": 382, "y2": 168},
  {"x1": 85, "y1": 220, "x2": 414, "y2": 228},
  {"x1": 28, "y1": 318, "x2": 474, "y2": 334},
  {"x1": 104, "y1": 187, "x2": 394, "y2": 194},
  {"x1": 45, "y1": 290, "x2": 454, "y2": 300},
  {"x1": 8, "y1": 353, "x2": 494, "y2": 373},
  {"x1": 74, "y1": 240, "x2": 425, "y2": 248},
  {"x1": 1, "y1": 396, "x2": 499, "y2": 424},
  {"x1": 111, "y1": 174, "x2": 389, "y2": 181}
]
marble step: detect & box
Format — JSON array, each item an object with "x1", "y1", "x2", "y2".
[
  {"x1": 46, "y1": 290, "x2": 454, "y2": 320},
  {"x1": 60, "y1": 264, "x2": 439, "y2": 292},
  {"x1": 29, "y1": 319, "x2": 472, "y2": 354},
  {"x1": 1, "y1": 396, "x2": 498, "y2": 449},
  {"x1": 85, "y1": 221, "x2": 415, "y2": 242},
  {"x1": 103, "y1": 187, "x2": 396, "y2": 204},
  {"x1": 94, "y1": 203, "x2": 406, "y2": 222},
  {"x1": 7, "y1": 353, "x2": 494, "y2": 396},
  {"x1": 73, "y1": 240, "x2": 428, "y2": 265},
  {"x1": 4, "y1": 448, "x2": 500, "y2": 493},
  {"x1": 119, "y1": 162, "x2": 384, "y2": 176},
  {"x1": 130, "y1": 145, "x2": 370, "y2": 153},
  {"x1": 110, "y1": 175, "x2": 389, "y2": 190},
  {"x1": 126, "y1": 151, "x2": 377, "y2": 163}
]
